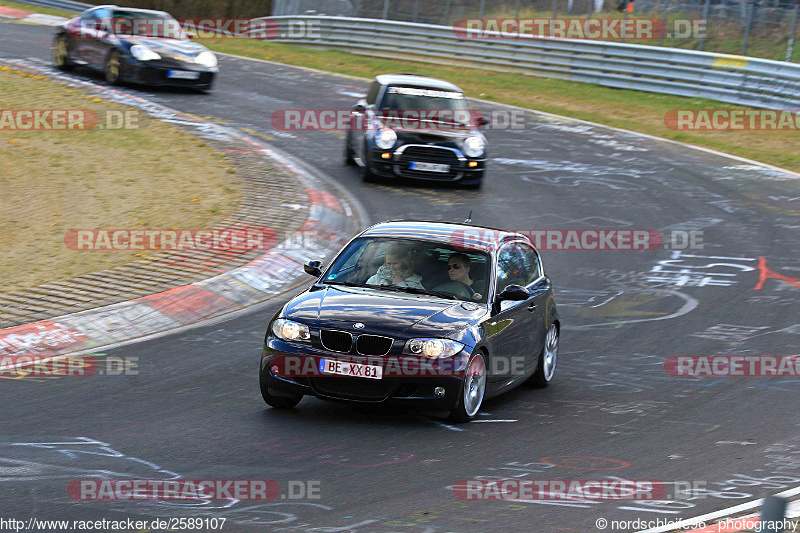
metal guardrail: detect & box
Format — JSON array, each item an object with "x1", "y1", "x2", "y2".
[
  {"x1": 263, "y1": 16, "x2": 800, "y2": 109},
  {"x1": 18, "y1": 0, "x2": 92, "y2": 12}
]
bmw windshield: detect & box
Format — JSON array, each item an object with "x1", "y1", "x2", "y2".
[{"x1": 322, "y1": 237, "x2": 490, "y2": 303}]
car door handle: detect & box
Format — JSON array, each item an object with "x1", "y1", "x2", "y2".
[{"x1": 527, "y1": 304, "x2": 537, "y2": 311}]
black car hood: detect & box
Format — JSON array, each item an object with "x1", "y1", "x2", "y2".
[
  {"x1": 123, "y1": 37, "x2": 209, "y2": 56},
  {"x1": 283, "y1": 285, "x2": 486, "y2": 339}
]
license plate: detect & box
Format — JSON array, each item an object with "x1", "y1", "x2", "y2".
[
  {"x1": 167, "y1": 70, "x2": 200, "y2": 80},
  {"x1": 319, "y1": 359, "x2": 382, "y2": 380},
  {"x1": 409, "y1": 161, "x2": 449, "y2": 173}
]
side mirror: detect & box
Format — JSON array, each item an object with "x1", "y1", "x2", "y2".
[
  {"x1": 304, "y1": 260, "x2": 323, "y2": 277},
  {"x1": 478, "y1": 116, "x2": 490, "y2": 127},
  {"x1": 497, "y1": 284, "x2": 530, "y2": 302},
  {"x1": 352, "y1": 103, "x2": 366, "y2": 114},
  {"x1": 185, "y1": 31, "x2": 196, "y2": 39}
]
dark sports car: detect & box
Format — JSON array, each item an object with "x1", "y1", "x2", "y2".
[
  {"x1": 345, "y1": 74, "x2": 489, "y2": 188},
  {"x1": 53, "y1": 5, "x2": 218, "y2": 90},
  {"x1": 260, "y1": 221, "x2": 560, "y2": 422}
]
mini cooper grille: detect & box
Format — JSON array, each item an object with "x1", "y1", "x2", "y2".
[
  {"x1": 398, "y1": 146, "x2": 461, "y2": 180},
  {"x1": 312, "y1": 377, "x2": 391, "y2": 401},
  {"x1": 320, "y1": 330, "x2": 352, "y2": 353},
  {"x1": 356, "y1": 335, "x2": 393, "y2": 356}
]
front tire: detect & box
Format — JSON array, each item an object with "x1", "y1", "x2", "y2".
[
  {"x1": 449, "y1": 352, "x2": 487, "y2": 423},
  {"x1": 260, "y1": 369, "x2": 302, "y2": 408},
  {"x1": 104, "y1": 50, "x2": 122, "y2": 85},
  {"x1": 529, "y1": 323, "x2": 558, "y2": 388},
  {"x1": 53, "y1": 35, "x2": 73, "y2": 71},
  {"x1": 344, "y1": 132, "x2": 356, "y2": 166}
]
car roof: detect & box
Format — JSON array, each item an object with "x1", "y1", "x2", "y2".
[
  {"x1": 88, "y1": 5, "x2": 170, "y2": 16},
  {"x1": 374, "y1": 74, "x2": 463, "y2": 93},
  {"x1": 359, "y1": 221, "x2": 527, "y2": 251}
]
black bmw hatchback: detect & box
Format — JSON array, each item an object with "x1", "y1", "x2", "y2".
[{"x1": 260, "y1": 221, "x2": 560, "y2": 422}]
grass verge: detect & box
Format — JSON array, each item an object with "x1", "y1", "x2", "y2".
[
  {"x1": 0, "y1": 0, "x2": 75, "y2": 17},
  {"x1": 0, "y1": 64, "x2": 240, "y2": 293}
]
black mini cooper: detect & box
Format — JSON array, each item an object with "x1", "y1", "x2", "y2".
[
  {"x1": 345, "y1": 74, "x2": 489, "y2": 188},
  {"x1": 260, "y1": 221, "x2": 559, "y2": 422}
]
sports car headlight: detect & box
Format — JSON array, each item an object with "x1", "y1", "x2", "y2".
[
  {"x1": 375, "y1": 128, "x2": 397, "y2": 149},
  {"x1": 463, "y1": 135, "x2": 485, "y2": 158},
  {"x1": 271, "y1": 319, "x2": 311, "y2": 342},
  {"x1": 195, "y1": 51, "x2": 217, "y2": 68},
  {"x1": 403, "y1": 338, "x2": 465, "y2": 358},
  {"x1": 130, "y1": 45, "x2": 160, "y2": 61}
]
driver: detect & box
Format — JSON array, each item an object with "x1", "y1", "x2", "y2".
[
  {"x1": 435, "y1": 253, "x2": 483, "y2": 300},
  {"x1": 367, "y1": 244, "x2": 424, "y2": 289},
  {"x1": 447, "y1": 253, "x2": 475, "y2": 289}
]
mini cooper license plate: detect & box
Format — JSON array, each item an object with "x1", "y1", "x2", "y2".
[
  {"x1": 409, "y1": 161, "x2": 449, "y2": 173},
  {"x1": 167, "y1": 70, "x2": 200, "y2": 80},
  {"x1": 320, "y1": 359, "x2": 383, "y2": 379}
]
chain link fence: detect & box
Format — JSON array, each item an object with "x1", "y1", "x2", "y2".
[{"x1": 271, "y1": 0, "x2": 800, "y2": 61}]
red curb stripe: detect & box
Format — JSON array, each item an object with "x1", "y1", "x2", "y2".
[
  {"x1": 0, "y1": 6, "x2": 33, "y2": 18},
  {"x1": 138, "y1": 285, "x2": 241, "y2": 324},
  {"x1": 0, "y1": 320, "x2": 89, "y2": 356}
]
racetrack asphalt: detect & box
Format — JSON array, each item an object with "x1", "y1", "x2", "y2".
[{"x1": 1, "y1": 21, "x2": 800, "y2": 532}]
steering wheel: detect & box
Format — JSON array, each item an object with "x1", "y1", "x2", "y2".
[{"x1": 433, "y1": 281, "x2": 474, "y2": 300}]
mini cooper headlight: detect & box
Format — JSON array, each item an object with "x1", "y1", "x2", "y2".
[
  {"x1": 271, "y1": 319, "x2": 311, "y2": 342},
  {"x1": 130, "y1": 45, "x2": 160, "y2": 61},
  {"x1": 375, "y1": 128, "x2": 397, "y2": 149},
  {"x1": 463, "y1": 135, "x2": 485, "y2": 158},
  {"x1": 403, "y1": 338, "x2": 465, "y2": 358},
  {"x1": 195, "y1": 51, "x2": 217, "y2": 68}
]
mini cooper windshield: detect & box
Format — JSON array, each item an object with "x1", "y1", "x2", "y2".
[
  {"x1": 380, "y1": 86, "x2": 469, "y2": 112},
  {"x1": 321, "y1": 237, "x2": 491, "y2": 303}
]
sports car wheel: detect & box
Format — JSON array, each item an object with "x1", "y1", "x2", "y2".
[
  {"x1": 530, "y1": 323, "x2": 558, "y2": 388},
  {"x1": 104, "y1": 50, "x2": 122, "y2": 85},
  {"x1": 449, "y1": 352, "x2": 486, "y2": 423},
  {"x1": 53, "y1": 36, "x2": 73, "y2": 71}
]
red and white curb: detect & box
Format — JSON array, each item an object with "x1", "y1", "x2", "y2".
[
  {"x1": 0, "y1": 5, "x2": 68, "y2": 25},
  {"x1": 0, "y1": 58, "x2": 365, "y2": 359}
]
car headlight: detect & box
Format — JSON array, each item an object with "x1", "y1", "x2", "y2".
[
  {"x1": 403, "y1": 338, "x2": 465, "y2": 358},
  {"x1": 374, "y1": 128, "x2": 397, "y2": 150},
  {"x1": 195, "y1": 51, "x2": 217, "y2": 68},
  {"x1": 271, "y1": 319, "x2": 311, "y2": 342},
  {"x1": 130, "y1": 45, "x2": 160, "y2": 61},
  {"x1": 463, "y1": 135, "x2": 485, "y2": 158}
]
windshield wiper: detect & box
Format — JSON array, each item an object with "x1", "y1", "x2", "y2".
[
  {"x1": 324, "y1": 280, "x2": 369, "y2": 288},
  {"x1": 371, "y1": 285, "x2": 459, "y2": 300}
]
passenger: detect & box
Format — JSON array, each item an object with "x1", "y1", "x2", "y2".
[{"x1": 367, "y1": 244, "x2": 424, "y2": 289}]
